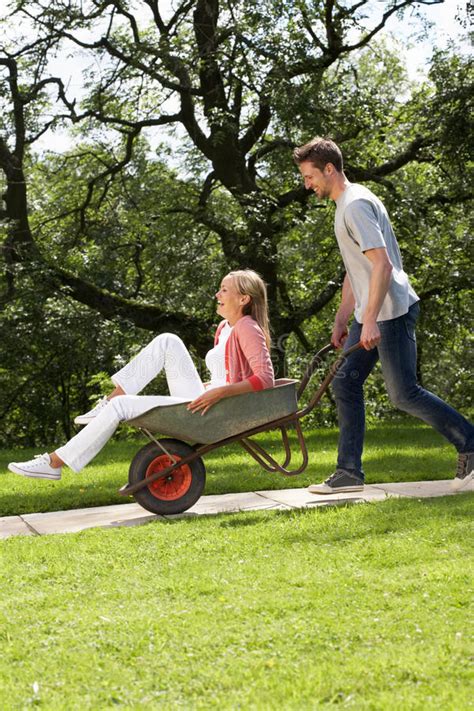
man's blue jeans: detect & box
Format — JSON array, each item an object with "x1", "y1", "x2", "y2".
[{"x1": 332, "y1": 302, "x2": 474, "y2": 475}]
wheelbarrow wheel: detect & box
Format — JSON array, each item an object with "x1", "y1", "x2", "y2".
[{"x1": 129, "y1": 438, "x2": 206, "y2": 515}]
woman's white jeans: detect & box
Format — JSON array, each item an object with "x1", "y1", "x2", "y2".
[{"x1": 56, "y1": 334, "x2": 205, "y2": 472}]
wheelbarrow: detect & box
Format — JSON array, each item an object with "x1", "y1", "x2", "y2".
[{"x1": 118, "y1": 342, "x2": 361, "y2": 514}]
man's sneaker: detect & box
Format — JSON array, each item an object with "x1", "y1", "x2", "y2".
[
  {"x1": 74, "y1": 396, "x2": 109, "y2": 425},
  {"x1": 451, "y1": 452, "x2": 474, "y2": 491},
  {"x1": 308, "y1": 468, "x2": 364, "y2": 494},
  {"x1": 8, "y1": 453, "x2": 62, "y2": 480}
]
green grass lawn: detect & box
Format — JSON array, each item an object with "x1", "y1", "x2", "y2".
[
  {"x1": 1, "y1": 495, "x2": 472, "y2": 709},
  {"x1": 0, "y1": 420, "x2": 460, "y2": 517}
]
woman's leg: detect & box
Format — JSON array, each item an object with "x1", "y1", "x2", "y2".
[
  {"x1": 10, "y1": 336, "x2": 206, "y2": 477},
  {"x1": 111, "y1": 333, "x2": 204, "y2": 399},
  {"x1": 56, "y1": 394, "x2": 181, "y2": 472},
  {"x1": 10, "y1": 394, "x2": 186, "y2": 478}
]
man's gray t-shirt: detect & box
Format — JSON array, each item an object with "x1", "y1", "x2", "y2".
[{"x1": 334, "y1": 183, "x2": 418, "y2": 323}]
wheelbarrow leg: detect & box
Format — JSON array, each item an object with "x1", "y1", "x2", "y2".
[{"x1": 240, "y1": 421, "x2": 308, "y2": 477}]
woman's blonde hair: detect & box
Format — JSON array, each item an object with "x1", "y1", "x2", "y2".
[{"x1": 226, "y1": 269, "x2": 271, "y2": 349}]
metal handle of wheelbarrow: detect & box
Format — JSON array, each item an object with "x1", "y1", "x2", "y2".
[
  {"x1": 297, "y1": 343, "x2": 335, "y2": 401},
  {"x1": 297, "y1": 341, "x2": 363, "y2": 418}
]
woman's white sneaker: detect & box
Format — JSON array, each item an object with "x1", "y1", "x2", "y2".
[
  {"x1": 74, "y1": 396, "x2": 109, "y2": 425},
  {"x1": 8, "y1": 453, "x2": 62, "y2": 480}
]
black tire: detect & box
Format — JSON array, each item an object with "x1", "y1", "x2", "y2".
[{"x1": 129, "y1": 438, "x2": 206, "y2": 515}]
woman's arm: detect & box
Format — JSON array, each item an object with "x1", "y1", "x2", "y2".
[
  {"x1": 187, "y1": 380, "x2": 253, "y2": 415},
  {"x1": 188, "y1": 317, "x2": 274, "y2": 414},
  {"x1": 236, "y1": 317, "x2": 274, "y2": 390}
]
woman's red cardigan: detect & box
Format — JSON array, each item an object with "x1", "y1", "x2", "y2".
[{"x1": 214, "y1": 315, "x2": 274, "y2": 391}]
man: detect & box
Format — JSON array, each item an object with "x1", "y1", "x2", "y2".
[{"x1": 294, "y1": 136, "x2": 474, "y2": 494}]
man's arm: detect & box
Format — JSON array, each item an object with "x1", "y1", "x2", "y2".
[
  {"x1": 361, "y1": 247, "x2": 393, "y2": 350},
  {"x1": 332, "y1": 273, "x2": 356, "y2": 348}
]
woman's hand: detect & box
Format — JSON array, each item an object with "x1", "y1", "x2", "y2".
[{"x1": 187, "y1": 387, "x2": 227, "y2": 415}]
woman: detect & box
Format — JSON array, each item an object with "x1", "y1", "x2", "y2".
[{"x1": 8, "y1": 270, "x2": 274, "y2": 480}]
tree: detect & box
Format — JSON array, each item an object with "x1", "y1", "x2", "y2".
[
  {"x1": 1, "y1": 2, "x2": 459, "y2": 340},
  {"x1": 0, "y1": 1, "x2": 472, "y2": 445}
]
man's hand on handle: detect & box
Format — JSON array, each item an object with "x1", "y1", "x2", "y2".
[
  {"x1": 360, "y1": 318, "x2": 381, "y2": 350},
  {"x1": 332, "y1": 316, "x2": 380, "y2": 352},
  {"x1": 331, "y1": 321, "x2": 349, "y2": 349}
]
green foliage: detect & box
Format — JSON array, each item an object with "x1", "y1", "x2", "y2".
[
  {"x1": 0, "y1": 1, "x2": 472, "y2": 445},
  {"x1": 425, "y1": 48, "x2": 473, "y2": 176},
  {"x1": 28, "y1": 139, "x2": 225, "y2": 318},
  {"x1": 0, "y1": 291, "x2": 132, "y2": 446}
]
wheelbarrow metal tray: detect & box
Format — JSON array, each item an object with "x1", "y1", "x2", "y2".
[{"x1": 126, "y1": 379, "x2": 298, "y2": 444}]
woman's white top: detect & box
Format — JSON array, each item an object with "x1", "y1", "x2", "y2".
[{"x1": 205, "y1": 322, "x2": 233, "y2": 388}]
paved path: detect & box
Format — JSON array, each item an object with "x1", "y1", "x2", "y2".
[{"x1": 1, "y1": 479, "x2": 472, "y2": 539}]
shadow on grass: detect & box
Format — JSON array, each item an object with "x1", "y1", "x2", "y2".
[
  {"x1": 134, "y1": 493, "x2": 474, "y2": 558},
  {"x1": 277, "y1": 493, "x2": 474, "y2": 549},
  {"x1": 207, "y1": 492, "x2": 474, "y2": 540}
]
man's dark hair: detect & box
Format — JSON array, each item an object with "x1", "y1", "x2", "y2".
[{"x1": 293, "y1": 137, "x2": 344, "y2": 173}]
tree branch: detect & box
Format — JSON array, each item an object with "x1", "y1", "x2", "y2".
[
  {"x1": 142, "y1": 0, "x2": 165, "y2": 32},
  {"x1": 105, "y1": 0, "x2": 142, "y2": 45},
  {"x1": 198, "y1": 171, "x2": 217, "y2": 207},
  {"x1": 239, "y1": 100, "x2": 272, "y2": 154},
  {"x1": 166, "y1": 0, "x2": 196, "y2": 34},
  {"x1": 340, "y1": 0, "x2": 444, "y2": 54},
  {"x1": 247, "y1": 139, "x2": 294, "y2": 177},
  {"x1": 0, "y1": 58, "x2": 26, "y2": 160},
  {"x1": 348, "y1": 135, "x2": 432, "y2": 180},
  {"x1": 418, "y1": 275, "x2": 472, "y2": 302},
  {"x1": 290, "y1": 271, "x2": 345, "y2": 327}
]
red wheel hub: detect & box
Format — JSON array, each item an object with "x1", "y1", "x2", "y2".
[{"x1": 145, "y1": 454, "x2": 192, "y2": 501}]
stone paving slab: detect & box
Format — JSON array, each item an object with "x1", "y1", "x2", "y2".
[
  {"x1": 6, "y1": 493, "x2": 287, "y2": 535},
  {"x1": 256, "y1": 485, "x2": 388, "y2": 509},
  {"x1": 22, "y1": 503, "x2": 163, "y2": 536},
  {"x1": 164, "y1": 491, "x2": 290, "y2": 519},
  {"x1": 1, "y1": 481, "x2": 471, "y2": 539},
  {"x1": 0, "y1": 515, "x2": 35, "y2": 539},
  {"x1": 371, "y1": 479, "x2": 474, "y2": 498}
]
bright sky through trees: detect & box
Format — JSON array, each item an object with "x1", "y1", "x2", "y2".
[{"x1": 1, "y1": 0, "x2": 468, "y2": 154}]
